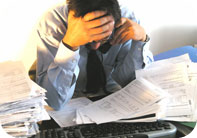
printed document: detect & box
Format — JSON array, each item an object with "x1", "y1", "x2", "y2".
[
  {"x1": 0, "y1": 61, "x2": 31, "y2": 104},
  {"x1": 136, "y1": 62, "x2": 192, "y2": 116},
  {"x1": 0, "y1": 60, "x2": 50, "y2": 137},
  {"x1": 78, "y1": 78, "x2": 165, "y2": 124},
  {"x1": 47, "y1": 97, "x2": 92, "y2": 127}
]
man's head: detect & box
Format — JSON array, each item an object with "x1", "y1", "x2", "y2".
[
  {"x1": 67, "y1": 0, "x2": 121, "y2": 23},
  {"x1": 66, "y1": 0, "x2": 121, "y2": 51}
]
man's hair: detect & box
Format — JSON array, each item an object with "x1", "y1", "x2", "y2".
[{"x1": 67, "y1": 0, "x2": 121, "y2": 23}]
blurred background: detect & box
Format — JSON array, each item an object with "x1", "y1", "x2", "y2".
[{"x1": 0, "y1": 0, "x2": 197, "y2": 71}]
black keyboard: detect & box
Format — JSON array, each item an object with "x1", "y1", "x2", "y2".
[{"x1": 32, "y1": 121, "x2": 177, "y2": 138}]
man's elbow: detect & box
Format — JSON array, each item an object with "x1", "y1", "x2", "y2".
[
  {"x1": 45, "y1": 98, "x2": 67, "y2": 111},
  {"x1": 51, "y1": 103, "x2": 63, "y2": 111}
]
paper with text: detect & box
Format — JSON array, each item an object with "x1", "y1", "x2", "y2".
[
  {"x1": 149, "y1": 54, "x2": 191, "y2": 68},
  {"x1": 136, "y1": 62, "x2": 193, "y2": 117},
  {"x1": 0, "y1": 61, "x2": 31, "y2": 104},
  {"x1": 79, "y1": 78, "x2": 165, "y2": 124},
  {"x1": 47, "y1": 97, "x2": 92, "y2": 127}
]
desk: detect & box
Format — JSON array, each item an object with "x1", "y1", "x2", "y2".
[{"x1": 39, "y1": 46, "x2": 196, "y2": 137}]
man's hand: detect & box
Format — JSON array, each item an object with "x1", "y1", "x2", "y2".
[
  {"x1": 110, "y1": 18, "x2": 146, "y2": 45},
  {"x1": 62, "y1": 10, "x2": 114, "y2": 50}
]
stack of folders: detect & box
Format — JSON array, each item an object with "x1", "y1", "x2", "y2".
[{"x1": 0, "y1": 61, "x2": 50, "y2": 137}]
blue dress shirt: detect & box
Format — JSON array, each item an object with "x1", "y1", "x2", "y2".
[{"x1": 36, "y1": 2, "x2": 153, "y2": 110}]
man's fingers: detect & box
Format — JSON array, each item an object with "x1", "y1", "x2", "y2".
[
  {"x1": 92, "y1": 30, "x2": 113, "y2": 41},
  {"x1": 85, "y1": 15, "x2": 114, "y2": 29},
  {"x1": 84, "y1": 11, "x2": 107, "y2": 21},
  {"x1": 113, "y1": 18, "x2": 130, "y2": 42},
  {"x1": 111, "y1": 32, "x2": 130, "y2": 45},
  {"x1": 119, "y1": 33, "x2": 130, "y2": 44},
  {"x1": 112, "y1": 22, "x2": 130, "y2": 43},
  {"x1": 128, "y1": 19, "x2": 137, "y2": 25},
  {"x1": 115, "y1": 18, "x2": 126, "y2": 28},
  {"x1": 89, "y1": 20, "x2": 114, "y2": 35},
  {"x1": 113, "y1": 27, "x2": 125, "y2": 41}
]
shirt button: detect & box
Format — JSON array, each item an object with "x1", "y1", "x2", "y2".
[{"x1": 72, "y1": 59, "x2": 76, "y2": 63}]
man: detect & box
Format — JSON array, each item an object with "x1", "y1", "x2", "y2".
[{"x1": 36, "y1": 0, "x2": 153, "y2": 110}]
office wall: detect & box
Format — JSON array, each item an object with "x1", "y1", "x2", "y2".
[
  {"x1": 0, "y1": 0, "x2": 63, "y2": 71},
  {"x1": 0, "y1": 0, "x2": 197, "y2": 71},
  {"x1": 123, "y1": 0, "x2": 197, "y2": 55}
]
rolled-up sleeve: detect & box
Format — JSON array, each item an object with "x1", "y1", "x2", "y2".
[
  {"x1": 36, "y1": 6, "x2": 80, "y2": 110},
  {"x1": 37, "y1": 38, "x2": 80, "y2": 111}
]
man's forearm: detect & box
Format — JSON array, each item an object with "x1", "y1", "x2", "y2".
[{"x1": 111, "y1": 40, "x2": 147, "y2": 87}]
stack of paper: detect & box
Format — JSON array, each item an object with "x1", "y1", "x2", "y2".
[
  {"x1": 135, "y1": 54, "x2": 197, "y2": 122},
  {"x1": 0, "y1": 61, "x2": 50, "y2": 137}
]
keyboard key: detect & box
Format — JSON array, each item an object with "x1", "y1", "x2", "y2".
[{"x1": 57, "y1": 131, "x2": 65, "y2": 138}]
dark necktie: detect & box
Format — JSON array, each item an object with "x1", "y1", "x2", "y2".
[{"x1": 86, "y1": 49, "x2": 106, "y2": 93}]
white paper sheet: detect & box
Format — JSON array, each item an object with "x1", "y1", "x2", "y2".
[
  {"x1": 0, "y1": 61, "x2": 31, "y2": 104},
  {"x1": 136, "y1": 63, "x2": 193, "y2": 116},
  {"x1": 79, "y1": 78, "x2": 165, "y2": 124},
  {"x1": 0, "y1": 124, "x2": 14, "y2": 138},
  {"x1": 149, "y1": 54, "x2": 191, "y2": 68},
  {"x1": 47, "y1": 97, "x2": 92, "y2": 127},
  {"x1": 0, "y1": 61, "x2": 50, "y2": 137}
]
